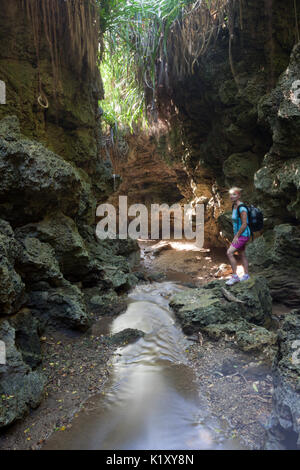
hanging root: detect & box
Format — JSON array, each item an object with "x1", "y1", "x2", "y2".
[
  {"x1": 22, "y1": 0, "x2": 100, "y2": 94},
  {"x1": 294, "y1": 0, "x2": 300, "y2": 43}
]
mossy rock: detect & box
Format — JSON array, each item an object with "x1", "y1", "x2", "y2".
[{"x1": 169, "y1": 275, "x2": 272, "y2": 334}]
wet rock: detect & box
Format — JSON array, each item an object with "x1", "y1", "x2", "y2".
[
  {"x1": 109, "y1": 328, "x2": 145, "y2": 345},
  {"x1": 264, "y1": 309, "x2": 300, "y2": 450}
]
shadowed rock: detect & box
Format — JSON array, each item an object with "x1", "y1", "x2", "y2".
[{"x1": 264, "y1": 309, "x2": 300, "y2": 450}]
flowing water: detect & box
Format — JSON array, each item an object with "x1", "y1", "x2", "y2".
[{"x1": 44, "y1": 281, "x2": 244, "y2": 450}]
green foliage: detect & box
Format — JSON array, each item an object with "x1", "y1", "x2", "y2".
[
  {"x1": 100, "y1": 42, "x2": 147, "y2": 133},
  {"x1": 98, "y1": 0, "x2": 227, "y2": 132},
  {"x1": 98, "y1": 0, "x2": 191, "y2": 132}
]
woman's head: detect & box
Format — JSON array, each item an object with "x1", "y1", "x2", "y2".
[{"x1": 229, "y1": 187, "x2": 242, "y2": 203}]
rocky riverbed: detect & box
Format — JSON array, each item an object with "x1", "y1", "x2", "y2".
[{"x1": 0, "y1": 238, "x2": 299, "y2": 450}]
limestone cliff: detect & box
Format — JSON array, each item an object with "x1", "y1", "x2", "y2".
[{"x1": 0, "y1": 1, "x2": 139, "y2": 428}]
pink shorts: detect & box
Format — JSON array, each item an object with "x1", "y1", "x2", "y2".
[{"x1": 231, "y1": 235, "x2": 250, "y2": 252}]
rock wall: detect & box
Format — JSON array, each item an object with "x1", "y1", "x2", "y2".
[
  {"x1": 264, "y1": 309, "x2": 300, "y2": 449},
  {"x1": 105, "y1": 132, "x2": 189, "y2": 238},
  {"x1": 155, "y1": 0, "x2": 300, "y2": 449},
  {"x1": 0, "y1": 2, "x2": 139, "y2": 428},
  {"x1": 152, "y1": 0, "x2": 300, "y2": 302}
]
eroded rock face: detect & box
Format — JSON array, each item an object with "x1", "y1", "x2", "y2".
[
  {"x1": 153, "y1": 2, "x2": 299, "y2": 253},
  {"x1": 0, "y1": 116, "x2": 139, "y2": 427},
  {"x1": 0, "y1": 316, "x2": 45, "y2": 428},
  {"x1": 0, "y1": 219, "x2": 25, "y2": 314},
  {"x1": 0, "y1": 0, "x2": 141, "y2": 432},
  {"x1": 0, "y1": 0, "x2": 105, "y2": 179},
  {"x1": 255, "y1": 42, "x2": 300, "y2": 223},
  {"x1": 264, "y1": 310, "x2": 300, "y2": 450},
  {"x1": 0, "y1": 116, "x2": 94, "y2": 226}
]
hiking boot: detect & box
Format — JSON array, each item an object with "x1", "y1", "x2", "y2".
[
  {"x1": 225, "y1": 274, "x2": 240, "y2": 285},
  {"x1": 240, "y1": 274, "x2": 250, "y2": 282}
]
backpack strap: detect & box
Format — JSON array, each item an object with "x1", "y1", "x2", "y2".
[{"x1": 237, "y1": 204, "x2": 253, "y2": 240}]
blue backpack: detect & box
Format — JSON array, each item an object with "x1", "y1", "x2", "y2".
[{"x1": 232, "y1": 203, "x2": 264, "y2": 240}]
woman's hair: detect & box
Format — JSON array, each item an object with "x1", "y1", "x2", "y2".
[{"x1": 229, "y1": 186, "x2": 243, "y2": 195}]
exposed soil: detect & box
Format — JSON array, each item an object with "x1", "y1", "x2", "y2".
[
  {"x1": 0, "y1": 314, "x2": 122, "y2": 450},
  {"x1": 185, "y1": 337, "x2": 273, "y2": 449}
]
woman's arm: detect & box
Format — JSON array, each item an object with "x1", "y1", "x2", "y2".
[{"x1": 233, "y1": 211, "x2": 248, "y2": 242}]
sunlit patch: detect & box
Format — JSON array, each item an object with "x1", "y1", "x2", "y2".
[
  {"x1": 138, "y1": 239, "x2": 210, "y2": 253},
  {"x1": 169, "y1": 241, "x2": 209, "y2": 252}
]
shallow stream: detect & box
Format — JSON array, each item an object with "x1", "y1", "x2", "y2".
[{"x1": 44, "y1": 280, "x2": 244, "y2": 450}]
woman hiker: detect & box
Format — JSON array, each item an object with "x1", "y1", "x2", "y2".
[{"x1": 226, "y1": 187, "x2": 251, "y2": 286}]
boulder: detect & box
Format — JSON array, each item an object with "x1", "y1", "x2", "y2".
[
  {"x1": 169, "y1": 275, "x2": 272, "y2": 334},
  {"x1": 169, "y1": 276, "x2": 275, "y2": 356},
  {"x1": 109, "y1": 328, "x2": 145, "y2": 345}
]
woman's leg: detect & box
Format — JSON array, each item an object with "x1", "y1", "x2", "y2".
[
  {"x1": 240, "y1": 250, "x2": 249, "y2": 275},
  {"x1": 226, "y1": 245, "x2": 238, "y2": 274}
]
